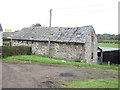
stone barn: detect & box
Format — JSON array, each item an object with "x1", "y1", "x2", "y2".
[{"x1": 12, "y1": 25, "x2": 98, "y2": 64}]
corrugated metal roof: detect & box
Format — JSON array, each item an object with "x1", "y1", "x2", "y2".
[
  {"x1": 12, "y1": 25, "x2": 94, "y2": 43},
  {"x1": 99, "y1": 47, "x2": 120, "y2": 52}
]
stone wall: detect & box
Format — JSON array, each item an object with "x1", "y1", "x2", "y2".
[
  {"x1": 49, "y1": 42, "x2": 85, "y2": 62},
  {"x1": 0, "y1": 32, "x2": 2, "y2": 46},
  {"x1": 12, "y1": 40, "x2": 85, "y2": 62},
  {"x1": 93, "y1": 33, "x2": 98, "y2": 64},
  {"x1": 84, "y1": 31, "x2": 97, "y2": 64}
]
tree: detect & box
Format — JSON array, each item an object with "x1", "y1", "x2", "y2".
[
  {"x1": 32, "y1": 23, "x2": 42, "y2": 27},
  {"x1": 97, "y1": 34, "x2": 118, "y2": 40}
]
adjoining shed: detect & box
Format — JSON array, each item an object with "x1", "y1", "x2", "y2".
[
  {"x1": 3, "y1": 32, "x2": 16, "y2": 46},
  {"x1": 98, "y1": 47, "x2": 120, "y2": 64},
  {"x1": 12, "y1": 25, "x2": 98, "y2": 64}
]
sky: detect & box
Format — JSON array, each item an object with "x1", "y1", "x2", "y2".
[{"x1": 0, "y1": 0, "x2": 119, "y2": 34}]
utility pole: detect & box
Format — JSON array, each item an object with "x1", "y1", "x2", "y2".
[
  {"x1": 48, "y1": 9, "x2": 52, "y2": 57},
  {"x1": 49, "y1": 9, "x2": 52, "y2": 28}
]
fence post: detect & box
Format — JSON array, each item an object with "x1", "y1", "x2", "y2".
[{"x1": 108, "y1": 61, "x2": 110, "y2": 66}]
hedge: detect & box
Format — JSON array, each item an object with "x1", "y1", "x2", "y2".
[
  {"x1": 98, "y1": 40, "x2": 120, "y2": 44},
  {"x1": 2, "y1": 46, "x2": 32, "y2": 58},
  {"x1": 3, "y1": 38, "x2": 11, "y2": 41}
]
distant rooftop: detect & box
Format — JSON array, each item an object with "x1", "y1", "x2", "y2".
[{"x1": 3, "y1": 32, "x2": 15, "y2": 38}]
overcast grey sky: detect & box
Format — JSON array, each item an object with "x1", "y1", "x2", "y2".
[{"x1": 0, "y1": 0, "x2": 119, "y2": 34}]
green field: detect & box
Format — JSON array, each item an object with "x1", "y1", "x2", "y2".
[
  {"x1": 2, "y1": 55, "x2": 118, "y2": 70},
  {"x1": 98, "y1": 43, "x2": 119, "y2": 48}
]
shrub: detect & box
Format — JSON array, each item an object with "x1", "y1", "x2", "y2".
[{"x1": 2, "y1": 46, "x2": 32, "y2": 58}]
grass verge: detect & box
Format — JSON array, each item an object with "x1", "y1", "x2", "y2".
[
  {"x1": 59, "y1": 78, "x2": 118, "y2": 88},
  {"x1": 2, "y1": 55, "x2": 118, "y2": 70}
]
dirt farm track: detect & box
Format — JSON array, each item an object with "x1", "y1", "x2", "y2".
[{"x1": 2, "y1": 62, "x2": 118, "y2": 88}]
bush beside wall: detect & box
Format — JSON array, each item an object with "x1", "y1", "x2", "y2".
[{"x1": 2, "y1": 46, "x2": 32, "y2": 58}]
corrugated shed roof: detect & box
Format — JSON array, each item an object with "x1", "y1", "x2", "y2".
[
  {"x1": 12, "y1": 25, "x2": 94, "y2": 43},
  {"x1": 98, "y1": 47, "x2": 120, "y2": 52}
]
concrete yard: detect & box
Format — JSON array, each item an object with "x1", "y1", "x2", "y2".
[{"x1": 2, "y1": 62, "x2": 118, "y2": 88}]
